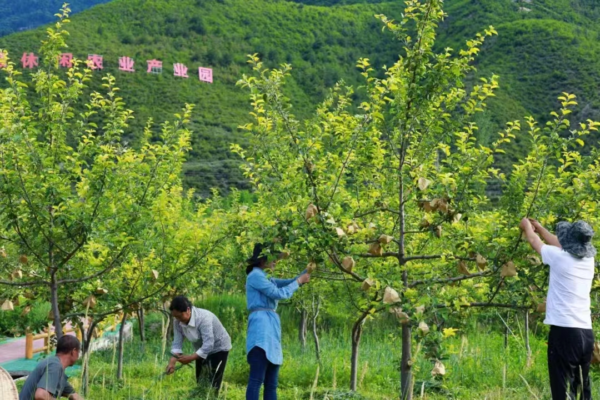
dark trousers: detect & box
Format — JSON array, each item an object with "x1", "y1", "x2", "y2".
[
  {"x1": 246, "y1": 347, "x2": 280, "y2": 400},
  {"x1": 548, "y1": 325, "x2": 594, "y2": 400},
  {"x1": 195, "y1": 350, "x2": 229, "y2": 392}
]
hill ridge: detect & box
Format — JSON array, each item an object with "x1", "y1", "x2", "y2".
[{"x1": 0, "y1": 0, "x2": 599, "y2": 194}]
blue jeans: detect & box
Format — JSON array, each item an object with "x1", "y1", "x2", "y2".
[{"x1": 246, "y1": 347, "x2": 280, "y2": 400}]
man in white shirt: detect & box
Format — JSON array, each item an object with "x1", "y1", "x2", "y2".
[
  {"x1": 165, "y1": 296, "x2": 232, "y2": 394},
  {"x1": 520, "y1": 218, "x2": 596, "y2": 400}
]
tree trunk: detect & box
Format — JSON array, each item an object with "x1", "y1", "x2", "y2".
[
  {"x1": 311, "y1": 295, "x2": 321, "y2": 362},
  {"x1": 117, "y1": 312, "x2": 127, "y2": 380},
  {"x1": 400, "y1": 323, "x2": 413, "y2": 399},
  {"x1": 166, "y1": 312, "x2": 173, "y2": 341},
  {"x1": 350, "y1": 317, "x2": 364, "y2": 391},
  {"x1": 525, "y1": 310, "x2": 531, "y2": 367},
  {"x1": 504, "y1": 312, "x2": 509, "y2": 349},
  {"x1": 81, "y1": 320, "x2": 98, "y2": 396},
  {"x1": 299, "y1": 309, "x2": 307, "y2": 349},
  {"x1": 312, "y1": 309, "x2": 321, "y2": 362},
  {"x1": 137, "y1": 307, "x2": 145, "y2": 342},
  {"x1": 398, "y1": 124, "x2": 411, "y2": 399},
  {"x1": 400, "y1": 271, "x2": 412, "y2": 400},
  {"x1": 50, "y1": 273, "x2": 63, "y2": 339},
  {"x1": 162, "y1": 304, "x2": 174, "y2": 341}
]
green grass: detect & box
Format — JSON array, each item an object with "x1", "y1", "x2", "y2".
[{"x1": 51, "y1": 295, "x2": 600, "y2": 399}]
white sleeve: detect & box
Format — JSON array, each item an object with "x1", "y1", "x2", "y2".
[
  {"x1": 171, "y1": 321, "x2": 184, "y2": 354},
  {"x1": 195, "y1": 314, "x2": 215, "y2": 359},
  {"x1": 541, "y1": 244, "x2": 559, "y2": 267}
]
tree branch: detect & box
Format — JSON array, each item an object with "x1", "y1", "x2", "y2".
[
  {"x1": 57, "y1": 247, "x2": 128, "y2": 284},
  {"x1": 326, "y1": 250, "x2": 364, "y2": 282},
  {"x1": 14, "y1": 157, "x2": 69, "y2": 256},
  {"x1": 64, "y1": 235, "x2": 225, "y2": 320},
  {"x1": 356, "y1": 252, "x2": 400, "y2": 259},
  {"x1": 409, "y1": 270, "x2": 491, "y2": 288},
  {"x1": 434, "y1": 302, "x2": 528, "y2": 310},
  {"x1": 353, "y1": 207, "x2": 400, "y2": 219},
  {"x1": 325, "y1": 118, "x2": 366, "y2": 210},
  {"x1": 0, "y1": 279, "x2": 49, "y2": 287},
  {"x1": 403, "y1": 254, "x2": 443, "y2": 262}
]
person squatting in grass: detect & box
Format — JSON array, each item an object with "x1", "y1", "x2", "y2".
[
  {"x1": 245, "y1": 243, "x2": 311, "y2": 400},
  {"x1": 19, "y1": 335, "x2": 84, "y2": 400},
  {"x1": 165, "y1": 295, "x2": 232, "y2": 394},
  {"x1": 520, "y1": 218, "x2": 596, "y2": 400}
]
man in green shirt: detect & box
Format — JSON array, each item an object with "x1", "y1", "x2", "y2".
[{"x1": 19, "y1": 335, "x2": 84, "y2": 400}]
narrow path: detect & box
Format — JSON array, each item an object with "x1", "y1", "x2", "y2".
[{"x1": 0, "y1": 325, "x2": 76, "y2": 364}]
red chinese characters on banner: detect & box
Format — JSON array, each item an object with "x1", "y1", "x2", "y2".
[
  {"x1": 21, "y1": 52, "x2": 38, "y2": 69},
  {"x1": 87, "y1": 54, "x2": 103, "y2": 70},
  {"x1": 173, "y1": 63, "x2": 188, "y2": 78},
  {"x1": 0, "y1": 51, "x2": 7, "y2": 69},
  {"x1": 119, "y1": 56, "x2": 135, "y2": 72},
  {"x1": 199, "y1": 67, "x2": 213, "y2": 83},
  {"x1": 147, "y1": 59, "x2": 162, "y2": 74},
  {"x1": 7, "y1": 50, "x2": 217, "y2": 83},
  {"x1": 59, "y1": 53, "x2": 73, "y2": 68}
]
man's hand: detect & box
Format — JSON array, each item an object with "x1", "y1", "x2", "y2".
[
  {"x1": 165, "y1": 357, "x2": 177, "y2": 375},
  {"x1": 34, "y1": 388, "x2": 55, "y2": 400},
  {"x1": 528, "y1": 218, "x2": 561, "y2": 247},
  {"x1": 520, "y1": 217, "x2": 533, "y2": 232},
  {"x1": 520, "y1": 217, "x2": 544, "y2": 254},
  {"x1": 297, "y1": 273, "x2": 310, "y2": 285},
  {"x1": 529, "y1": 218, "x2": 542, "y2": 232},
  {"x1": 176, "y1": 354, "x2": 200, "y2": 365}
]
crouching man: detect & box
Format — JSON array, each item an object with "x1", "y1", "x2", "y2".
[
  {"x1": 165, "y1": 295, "x2": 232, "y2": 394},
  {"x1": 19, "y1": 335, "x2": 83, "y2": 400}
]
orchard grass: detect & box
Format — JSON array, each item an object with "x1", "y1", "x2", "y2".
[{"x1": 32, "y1": 298, "x2": 598, "y2": 400}]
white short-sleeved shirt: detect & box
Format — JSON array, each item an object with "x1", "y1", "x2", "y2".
[{"x1": 541, "y1": 244, "x2": 595, "y2": 329}]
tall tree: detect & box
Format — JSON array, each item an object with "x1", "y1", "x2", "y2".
[
  {"x1": 234, "y1": 0, "x2": 600, "y2": 398},
  {"x1": 0, "y1": 6, "x2": 223, "y2": 342}
]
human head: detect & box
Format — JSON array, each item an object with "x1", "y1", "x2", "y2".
[
  {"x1": 245, "y1": 243, "x2": 274, "y2": 275},
  {"x1": 169, "y1": 295, "x2": 192, "y2": 323},
  {"x1": 56, "y1": 335, "x2": 80, "y2": 366},
  {"x1": 556, "y1": 220, "x2": 596, "y2": 259}
]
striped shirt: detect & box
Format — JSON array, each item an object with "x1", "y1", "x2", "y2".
[{"x1": 171, "y1": 307, "x2": 232, "y2": 359}]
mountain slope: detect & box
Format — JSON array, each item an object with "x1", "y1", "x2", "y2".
[
  {"x1": 0, "y1": 0, "x2": 406, "y2": 194},
  {"x1": 1, "y1": 0, "x2": 599, "y2": 194},
  {"x1": 0, "y1": 0, "x2": 112, "y2": 36},
  {"x1": 439, "y1": 0, "x2": 600, "y2": 146},
  {"x1": 292, "y1": 0, "x2": 600, "y2": 146}
]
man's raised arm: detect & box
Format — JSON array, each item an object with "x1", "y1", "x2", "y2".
[
  {"x1": 520, "y1": 218, "x2": 544, "y2": 254},
  {"x1": 530, "y1": 219, "x2": 561, "y2": 247}
]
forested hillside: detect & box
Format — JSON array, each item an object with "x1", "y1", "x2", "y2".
[
  {"x1": 439, "y1": 0, "x2": 600, "y2": 149},
  {"x1": 0, "y1": 0, "x2": 406, "y2": 194},
  {"x1": 0, "y1": 0, "x2": 599, "y2": 194},
  {"x1": 0, "y1": 0, "x2": 112, "y2": 36}
]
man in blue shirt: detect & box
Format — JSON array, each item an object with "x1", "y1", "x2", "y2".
[{"x1": 19, "y1": 335, "x2": 83, "y2": 400}]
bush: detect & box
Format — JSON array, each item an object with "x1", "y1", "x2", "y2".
[{"x1": 0, "y1": 302, "x2": 51, "y2": 337}]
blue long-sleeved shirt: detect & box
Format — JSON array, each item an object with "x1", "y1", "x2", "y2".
[{"x1": 245, "y1": 268, "x2": 300, "y2": 365}]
